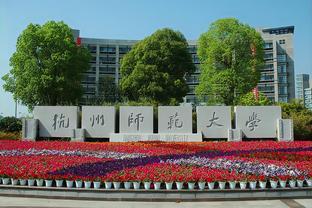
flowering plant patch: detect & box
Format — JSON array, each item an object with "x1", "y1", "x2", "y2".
[{"x1": 0, "y1": 140, "x2": 311, "y2": 189}]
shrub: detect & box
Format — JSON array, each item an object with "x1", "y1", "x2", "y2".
[{"x1": 0, "y1": 116, "x2": 22, "y2": 132}]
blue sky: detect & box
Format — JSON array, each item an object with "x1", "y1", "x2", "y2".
[{"x1": 0, "y1": 0, "x2": 312, "y2": 116}]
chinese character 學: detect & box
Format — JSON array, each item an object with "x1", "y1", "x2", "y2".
[
  {"x1": 52, "y1": 113, "x2": 70, "y2": 130},
  {"x1": 206, "y1": 112, "x2": 223, "y2": 128},
  {"x1": 245, "y1": 112, "x2": 261, "y2": 131},
  {"x1": 90, "y1": 114, "x2": 105, "y2": 127},
  {"x1": 128, "y1": 113, "x2": 144, "y2": 131},
  {"x1": 168, "y1": 112, "x2": 183, "y2": 129}
]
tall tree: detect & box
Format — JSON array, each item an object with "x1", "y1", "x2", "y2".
[
  {"x1": 196, "y1": 18, "x2": 264, "y2": 105},
  {"x1": 2, "y1": 21, "x2": 91, "y2": 110},
  {"x1": 119, "y1": 28, "x2": 195, "y2": 105},
  {"x1": 97, "y1": 76, "x2": 119, "y2": 104}
]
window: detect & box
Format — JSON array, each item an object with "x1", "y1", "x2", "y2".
[
  {"x1": 100, "y1": 46, "x2": 116, "y2": 53},
  {"x1": 277, "y1": 54, "x2": 287, "y2": 62},
  {"x1": 260, "y1": 73, "x2": 274, "y2": 81},
  {"x1": 99, "y1": 56, "x2": 116, "y2": 64},
  {"x1": 192, "y1": 54, "x2": 199, "y2": 63},
  {"x1": 277, "y1": 64, "x2": 287, "y2": 73},
  {"x1": 279, "y1": 86, "x2": 287, "y2": 95},
  {"x1": 264, "y1": 42, "x2": 273, "y2": 49},
  {"x1": 188, "y1": 45, "x2": 197, "y2": 53},
  {"x1": 87, "y1": 45, "x2": 97, "y2": 53},
  {"x1": 119, "y1": 45, "x2": 132, "y2": 54},
  {"x1": 279, "y1": 39, "x2": 285, "y2": 44},
  {"x1": 263, "y1": 64, "x2": 274, "y2": 71},
  {"x1": 279, "y1": 96, "x2": 288, "y2": 103},
  {"x1": 264, "y1": 53, "x2": 273, "y2": 60},
  {"x1": 99, "y1": 66, "x2": 115, "y2": 74},
  {"x1": 278, "y1": 75, "x2": 287, "y2": 83}
]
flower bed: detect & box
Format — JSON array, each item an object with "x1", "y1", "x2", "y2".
[{"x1": 0, "y1": 140, "x2": 312, "y2": 190}]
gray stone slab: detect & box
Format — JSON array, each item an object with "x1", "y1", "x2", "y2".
[
  {"x1": 82, "y1": 106, "x2": 115, "y2": 138},
  {"x1": 158, "y1": 106, "x2": 192, "y2": 133},
  {"x1": 22, "y1": 119, "x2": 38, "y2": 141},
  {"x1": 33, "y1": 106, "x2": 79, "y2": 137},
  {"x1": 119, "y1": 106, "x2": 153, "y2": 133},
  {"x1": 277, "y1": 119, "x2": 294, "y2": 141},
  {"x1": 196, "y1": 106, "x2": 231, "y2": 138},
  {"x1": 235, "y1": 106, "x2": 282, "y2": 138}
]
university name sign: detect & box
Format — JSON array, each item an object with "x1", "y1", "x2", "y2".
[{"x1": 22, "y1": 105, "x2": 293, "y2": 142}]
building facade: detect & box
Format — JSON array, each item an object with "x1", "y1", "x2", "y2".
[
  {"x1": 257, "y1": 26, "x2": 295, "y2": 103},
  {"x1": 296, "y1": 74, "x2": 310, "y2": 100},
  {"x1": 73, "y1": 26, "x2": 295, "y2": 105},
  {"x1": 304, "y1": 88, "x2": 312, "y2": 110}
]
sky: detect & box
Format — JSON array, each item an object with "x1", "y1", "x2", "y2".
[{"x1": 0, "y1": 0, "x2": 312, "y2": 117}]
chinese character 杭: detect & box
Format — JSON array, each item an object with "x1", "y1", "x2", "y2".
[
  {"x1": 90, "y1": 114, "x2": 105, "y2": 127},
  {"x1": 128, "y1": 113, "x2": 144, "y2": 131},
  {"x1": 52, "y1": 113, "x2": 70, "y2": 130},
  {"x1": 168, "y1": 112, "x2": 183, "y2": 129},
  {"x1": 206, "y1": 112, "x2": 223, "y2": 128},
  {"x1": 245, "y1": 112, "x2": 261, "y2": 131}
]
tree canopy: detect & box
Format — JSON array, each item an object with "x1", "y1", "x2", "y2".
[
  {"x1": 196, "y1": 18, "x2": 264, "y2": 105},
  {"x1": 237, "y1": 91, "x2": 272, "y2": 106},
  {"x1": 119, "y1": 28, "x2": 195, "y2": 105},
  {"x1": 2, "y1": 21, "x2": 91, "y2": 110}
]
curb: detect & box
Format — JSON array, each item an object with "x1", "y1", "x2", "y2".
[{"x1": 0, "y1": 186, "x2": 311, "y2": 201}]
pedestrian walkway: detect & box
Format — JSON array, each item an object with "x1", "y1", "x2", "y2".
[{"x1": 0, "y1": 196, "x2": 311, "y2": 208}]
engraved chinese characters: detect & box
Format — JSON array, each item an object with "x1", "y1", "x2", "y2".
[
  {"x1": 119, "y1": 106, "x2": 154, "y2": 133},
  {"x1": 33, "y1": 106, "x2": 79, "y2": 137},
  {"x1": 82, "y1": 106, "x2": 115, "y2": 138},
  {"x1": 235, "y1": 106, "x2": 282, "y2": 138},
  {"x1": 196, "y1": 106, "x2": 231, "y2": 138},
  {"x1": 158, "y1": 106, "x2": 192, "y2": 133}
]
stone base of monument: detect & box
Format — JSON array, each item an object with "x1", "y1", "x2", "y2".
[
  {"x1": 277, "y1": 119, "x2": 294, "y2": 141},
  {"x1": 227, "y1": 129, "x2": 242, "y2": 141},
  {"x1": 0, "y1": 185, "x2": 311, "y2": 201},
  {"x1": 22, "y1": 119, "x2": 38, "y2": 141},
  {"x1": 70, "y1": 129, "x2": 85, "y2": 142},
  {"x1": 110, "y1": 133, "x2": 202, "y2": 142}
]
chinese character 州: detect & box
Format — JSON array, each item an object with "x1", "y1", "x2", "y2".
[
  {"x1": 206, "y1": 112, "x2": 223, "y2": 128},
  {"x1": 52, "y1": 113, "x2": 70, "y2": 130},
  {"x1": 245, "y1": 112, "x2": 261, "y2": 131},
  {"x1": 90, "y1": 114, "x2": 105, "y2": 127},
  {"x1": 128, "y1": 113, "x2": 144, "y2": 131},
  {"x1": 168, "y1": 112, "x2": 183, "y2": 129}
]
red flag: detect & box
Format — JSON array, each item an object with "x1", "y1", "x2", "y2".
[
  {"x1": 76, "y1": 37, "x2": 81, "y2": 46},
  {"x1": 252, "y1": 87, "x2": 259, "y2": 101}
]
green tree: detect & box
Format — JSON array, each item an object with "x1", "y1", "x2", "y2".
[
  {"x1": 237, "y1": 91, "x2": 272, "y2": 106},
  {"x1": 2, "y1": 21, "x2": 91, "y2": 110},
  {"x1": 119, "y1": 28, "x2": 195, "y2": 105},
  {"x1": 196, "y1": 18, "x2": 264, "y2": 105},
  {"x1": 279, "y1": 99, "x2": 312, "y2": 140},
  {"x1": 97, "y1": 76, "x2": 119, "y2": 104}
]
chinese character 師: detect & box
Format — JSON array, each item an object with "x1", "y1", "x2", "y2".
[
  {"x1": 245, "y1": 112, "x2": 261, "y2": 131},
  {"x1": 168, "y1": 112, "x2": 183, "y2": 129},
  {"x1": 128, "y1": 113, "x2": 144, "y2": 131},
  {"x1": 52, "y1": 113, "x2": 70, "y2": 130},
  {"x1": 206, "y1": 112, "x2": 223, "y2": 128}
]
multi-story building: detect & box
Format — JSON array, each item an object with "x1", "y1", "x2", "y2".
[
  {"x1": 296, "y1": 74, "x2": 310, "y2": 99},
  {"x1": 257, "y1": 26, "x2": 295, "y2": 103},
  {"x1": 73, "y1": 25, "x2": 295, "y2": 105},
  {"x1": 304, "y1": 88, "x2": 312, "y2": 110}
]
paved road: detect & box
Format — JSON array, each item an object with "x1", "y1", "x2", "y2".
[{"x1": 0, "y1": 197, "x2": 311, "y2": 208}]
